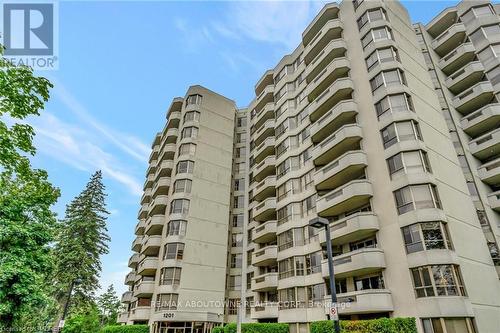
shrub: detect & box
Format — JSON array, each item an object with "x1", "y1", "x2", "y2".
[
  {"x1": 100, "y1": 324, "x2": 150, "y2": 333},
  {"x1": 310, "y1": 318, "x2": 417, "y2": 333},
  {"x1": 212, "y1": 326, "x2": 224, "y2": 333},
  {"x1": 222, "y1": 323, "x2": 289, "y2": 333}
]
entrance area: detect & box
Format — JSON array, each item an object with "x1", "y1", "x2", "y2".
[{"x1": 154, "y1": 321, "x2": 217, "y2": 333}]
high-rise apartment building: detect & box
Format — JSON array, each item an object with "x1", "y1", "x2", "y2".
[{"x1": 118, "y1": 1, "x2": 500, "y2": 333}]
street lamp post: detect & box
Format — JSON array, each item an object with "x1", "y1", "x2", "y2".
[{"x1": 309, "y1": 217, "x2": 340, "y2": 333}]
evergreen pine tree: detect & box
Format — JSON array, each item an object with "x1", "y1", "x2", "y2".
[{"x1": 96, "y1": 284, "x2": 121, "y2": 325}]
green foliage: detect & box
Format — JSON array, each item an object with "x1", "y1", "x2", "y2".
[
  {"x1": 97, "y1": 285, "x2": 121, "y2": 325},
  {"x1": 310, "y1": 318, "x2": 417, "y2": 333},
  {"x1": 223, "y1": 323, "x2": 289, "y2": 333},
  {"x1": 100, "y1": 324, "x2": 150, "y2": 333},
  {"x1": 62, "y1": 307, "x2": 100, "y2": 333},
  {"x1": 54, "y1": 170, "x2": 111, "y2": 308},
  {"x1": 212, "y1": 326, "x2": 224, "y2": 333}
]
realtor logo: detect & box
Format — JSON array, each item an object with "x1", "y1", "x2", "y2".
[{"x1": 1, "y1": 2, "x2": 58, "y2": 69}]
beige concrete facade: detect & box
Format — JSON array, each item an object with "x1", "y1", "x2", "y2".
[{"x1": 119, "y1": 2, "x2": 500, "y2": 333}]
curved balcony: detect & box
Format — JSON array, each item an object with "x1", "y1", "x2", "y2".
[
  {"x1": 138, "y1": 203, "x2": 149, "y2": 219},
  {"x1": 252, "y1": 103, "x2": 275, "y2": 129},
  {"x1": 145, "y1": 214, "x2": 165, "y2": 236},
  {"x1": 308, "y1": 78, "x2": 354, "y2": 122},
  {"x1": 252, "y1": 220, "x2": 277, "y2": 244},
  {"x1": 137, "y1": 256, "x2": 159, "y2": 275},
  {"x1": 255, "y1": 71, "x2": 274, "y2": 97},
  {"x1": 415, "y1": 297, "x2": 473, "y2": 318},
  {"x1": 130, "y1": 306, "x2": 151, "y2": 322},
  {"x1": 324, "y1": 289, "x2": 394, "y2": 315},
  {"x1": 141, "y1": 188, "x2": 152, "y2": 205},
  {"x1": 135, "y1": 219, "x2": 146, "y2": 236},
  {"x1": 166, "y1": 110, "x2": 181, "y2": 129},
  {"x1": 149, "y1": 144, "x2": 160, "y2": 162},
  {"x1": 252, "y1": 273, "x2": 278, "y2": 292},
  {"x1": 253, "y1": 176, "x2": 276, "y2": 201},
  {"x1": 161, "y1": 143, "x2": 176, "y2": 161},
  {"x1": 310, "y1": 100, "x2": 358, "y2": 144},
  {"x1": 252, "y1": 245, "x2": 278, "y2": 266},
  {"x1": 305, "y1": 39, "x2": 347, "y2": 83},
  {"x1": 312, "y1": 124, "x2": 363, "y2": 166},
  {"x1": 318, "y1": 212, "x2": 379, "y2": 246},
  {"x1": 141, "y1": 235, "x2": 162, "y2": 256},
  {"x1": 426, "y1": 6, "x2": 457, "y2": 38},
  {"x1": 128, "y1": 253, "x2": 140, "y2": 268},
  {"x1": 321, "y1": 248, "x2": 385, "y2": 278},
  {"x1": 253, "y1": 120, "x2": 275, "y2": 146},
  {"x1": 304, "y1": 20, "x2": 343, "y2": 65},
  {"x1": 488, "y1": 190, "x2": 500, "y2": 212},
  {"x1": 143, "y1": 174, "x2": 154, "y2": 190},
  {"x1": 253, "y1": 197, "x2": 276, "y2": 222},
  {"x1": 306, "y1": 58, "x2": 350, "y2": 102},
  {"x1": 317, "y1": 179, "x2": 373, "y2": 217},
  {"x1": 469, "y1": 128, "x2": 500, "y2": 161},
  {"x1": 253, "y1": 156, "x2": 276, "y2": 182},
  {"x1": 302, "y1": 3, "x2": 339, "y2": 46},
  {"x1": 132, "y1": 236, "x2": 144, "y2": 252},
  {"x1": 460, "y1": 103, "x2": 500, "y2": 138},
  {"x1": 438, "y1": 42, "x2": 476, "y2": 75},
  {"x1": 253, "y1": 137, "x2": 275, "y2": 163},
  {"x1": 163, "y1": 127, "x2": 179, "y2": 145},
  {"x1": 251, "y1": 303, "x2": 279, "y2": 319},
  {"x1": 133, "y1": 280, "x2": 155, "y2": 297},
  {"x1": 478, "y1": 158, "x2": 500, "y2": 186},
  {"x1": 314, "y1": 151, "x2": 367, "y2": 191},
  {"x1": 431, "y1": 23, "x2": 466, "y2": 57},
  {"x1": 117, "y1": 312, "x2": 128, "y2": 324},
  {"x1": 445, "y1": 61, "x2": 484, "y2": 94},
  {"x1": 156, "y1": 160, "x2": 174, "y2": 178},
  {"x1": 453, "y1": 82, "x2": 494, "y2": 115},
  {"x1": 152, "y1": 177, "x2": 171, "y2": 197},
  {"x1": 121, "y1": 291, "x2": 133, "y2": 303},
  {"x1": 255, "y1": 85, "x2": 275, "y2": 113},
  {"x1": 125, "y1": 271, "x2": 136, "y2": 285}
]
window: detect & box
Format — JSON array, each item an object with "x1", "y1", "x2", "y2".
[
  {"x1": 184, "y1": 110, "x2": 200, "y2": 122},
  {"x1": 176, "y1": 160, "x2": 194, "y2": 174},
  {"x1": 357, "y1": 8, "x2": 386, "y2": 30},
  {"x1": 234, "y1": 179, "x2": 245, "y2": 191},
  {"x1": 163, "y1": 243, "x2": 185, "y2": 260},
  {"x1": 278, "y1": 251, "x2": 323, "y2": 279},
  {"x1": 375, "y1": 93, "x2": 414, "y2": 119},
  {"x1": 181, "y1": 126, "x2": 198, "y2": 139},
  {"x1": 173, "y1": 179, "x2": 192, "y2": 193},
  {"x1": 235, "y1": 133, "x2": 246, "y2": 143},
  {"x1": 402, "y1": 222, "x2": 452, "y2": 253},
  {"x1": 381, "y1": 120, "x2": 422, "y2": 149},
  {"x1": 394, "y1": 184, "x2": 441, "y2": 215},
  {"x1": 159, "y1": 267, "x2": 181, "y2": 286},
  {"x1": 362, "y1": 27, "x2": 393, "y2": 49},
  {"x1": 235, "y1": 147, "x2": 246, "y2": 158},
  {"x1": 411, "y1": 265, "x2": 466, "y2": 298},
  {"x1": 186, "y1": 94, "x2": 202, "y2": 106},
  {"x1": 155, "y1": 293, "x2": 178, "y2": 311},
  {"x1": 306, "y1": 283, "x2": 326, "y2": 305},
  {"x1": 231, "y1": 233, "x2": 243, "y2": 247},
  {"x1": 350, "y1": 237, "x2": 377, "y2": 251},
  {"x1": 370, "y1": 69, "x2": 406, "y2": 91},
  {"x1": 178, "y1": 143, "x2": 196, "y2": 156},
  {"x1": 387, "y1": 150, "x2": 431, "y2": 179},
  {"x1": 166, "y1": 220, "x2": 187, "y2": 236},
  {"x1": 422, "y1": 317, "x2": 476, "y2": 333},
  {"x1": 233, "y1": 196, "x2": 244, "y2": 208},
  {"x1": 170, "y1": 199, "x2": 190, "y2": 215},
  {"x1": 230, "y1": 254, "x2": 242, "y2": 268},
  {"x1": 237, "y1": 117, "x2": 247, "y2": 127},
  {"x1": 232, "y1": 214, "x2": 243, "y2": 227},
  {"x1": 354, "y1": 274, "x2": 385, "y2": 291},
  {"x1": 366, "y1": 47, "x2": 399, "y2": 71}
]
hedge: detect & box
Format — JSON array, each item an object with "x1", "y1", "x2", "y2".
[
  {"x1": 100, "y1": 325, "x2": 150, "y2": 333},
  {"x1": 215, "y1": 318, "x2": 416, "y2": 333},
  {"x1": 310, "y1": 318, "x2": 417, "y2": 333}
]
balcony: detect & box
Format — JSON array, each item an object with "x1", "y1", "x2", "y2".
[
  {"x1": 488, "y1": 190, "x2": 500, "y2": 212},
  {"x1": 452, "y1": 81, "x2": 494, "y2": 115},
  {"x1": 304, "y1": 20, "x2": 343, "y2": 65},
  {"x1": 469, "y1": 128, "x2": 500, "y2": 161},
  {"x1": 163, "y1": 127, "x2": 178, "y2": 144},
  {"x1": 132, "y1": 236, "x2": 144, "y2": 252},
  {"x1": 253, "y1": 176, "x2": 276, "y2": 201},
  {"x1": 439, "y1": 42, "x2": 476, "y2": 75},
  {"x1": 253, "y1": 156, "x2": 276, "y2": 182},
  {"x1": 133, "y1": 280, "x2": 155, "y2": 297},
  {"x1": 460, "y1": 103, "x2": 500, "y2": 137},
  {"x1": 161, "y1": 143, "x2": 176, "y2": 161},
  {"x1": 321, "y1": 248, "x2": 385, "y2": 278},
  {"x1": 141, "y1": 188, "x2": 152, "y2": 205},
  {"x1": 319, "y1": 212, "x2": 379, "y2": 246},
  {"x1": 128, "y1": 253, "x2": 139, "y2": 268},
  {"x1": 149, "y1": 144, "x2": 160, "y2": 162},
  {"x1": 252, "y1": 103, "x2": 275, "y2": 129},
  {"x1": 316, "y1": 180, "x2": 373, "y2": 217},
  {"x1": 145, "y1": 214, "x2": 165, "y2": 236},
  {"x1": 137, "y1": 256, "x2": 159, "y2": 275},
  {"x1": 302, "y1": 3, "x2": 340, "y2": 46},
  {"x1": 138, "y1": 203, "x2": 149, "y2": 219},
  {"x1": 166, "y1": 110, "x2": 181, "y2": 129},
  {"x1": 253, "y1": 197, "x2": 276, "y2": 222},
  {"x1": 478, "y1": 158, "x2": 500, "y2": 186},
  {"x1": 156, "y1": 160, "x2": 174, "y2": 178},
  {"x1": 426, "y1": 7, "x2": 457, "y2": 39},
  {"x1": 431, "y1": 23, "x2": 466, "y2": 57},
  {"x1": 251, "y1": 303, "x2": 279, "y2": 319},
  {"x1": 445, "y1": 61, "x2": 485, "y2": 94},
  {"x1": 312, "y1": 124, "x2": 363, "y2": 166},
  {"x1": 325, "y1": 289, "x2": 394, "y2": 315},
  {"x1": 255, "y1": 85, "x2": 274, "y2": 113},
  {"x1": 253, "y1": 137, "x2": 275, "y2": 163},
  {"x1": 255, "y1": 70, "x2": 274, "y2": 97},
  {"x1": 314, "y1": 151, "x2": 367, "y2": 191},
  {"x1": 252, "y1": 273, "x2": 278, "y2": 292},
  {"x1": 253, "y1": 119, "x2": 275, "y2": 145},
  {"x1": 305, "y1": 39, "x2": 347, "y2": 83},
  {"x1": 310, "y1": 100, "x2": 358, "y2": 144},
  {"x1": 125, "y1": 271, "x2": 136, "y2": 285},
  {"x1": 121, "y1": 291, "x2": 133, "y2": 303},
  {"x1": 252, "y1": 245, "x2": 278, "y2": 266},
  {"x1": 117, "y1": 312, "x2": 128, "y2": 323},
  {"x1": 130, "y1": 306, "x2": 151, "y2": 322},
  {"x1": 252, "y1": 220, "x2": 277, "y2": 244},
  {"x1": 141, "y1": 235, "x2": 162, "y2": 256},
  {"x1": 135, "y1": 219, "x2": 145, "y2": 236},
  {"x1": 306, "y1": 58, "x2": 350, "y2": 102},
  {"x1": 152, "y1": 177, "x2": 170, "y2": 197},
  {"x1": 308, "y1": 78, "x2": 354, "y2": 122}
]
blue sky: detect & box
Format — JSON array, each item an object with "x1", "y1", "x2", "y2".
[{"x1": 28, "y1": 0, "x2": 460, "y2": 297}]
